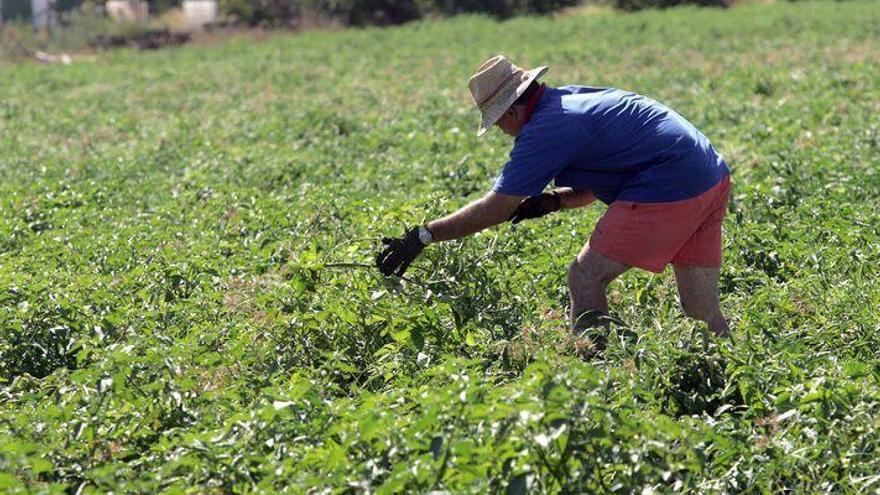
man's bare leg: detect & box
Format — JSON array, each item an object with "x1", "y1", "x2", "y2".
[
  {"x1": 673, "y1": 264, "x2": 729, "y2": 336},
  {"x1": 568, "y1": 244, "x2": 630, "y2": 332}
]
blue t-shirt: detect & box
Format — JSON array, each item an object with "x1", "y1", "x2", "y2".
[{"x1": 492, "y1": 86, "x2": 731, "y2": 204}]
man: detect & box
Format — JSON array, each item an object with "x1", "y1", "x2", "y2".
[{"x1": 376, "y1": 55, "x2": 732, "y2": 347}]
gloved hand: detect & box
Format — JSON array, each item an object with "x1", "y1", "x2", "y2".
[
  {"x1": 376, "y1": 227, "x2": 426, "y2": 277},
  {"x1": 508, "y1": 191, "x2": 561, "y2": 224}
]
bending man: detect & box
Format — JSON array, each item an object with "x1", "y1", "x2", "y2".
[{"x1": 376, "y1": 55, "x2": 732, "y2": 344}]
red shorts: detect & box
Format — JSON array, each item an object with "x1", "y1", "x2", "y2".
[{"x1": 590, "y1": 176, "x2": 731, "y2": 273}]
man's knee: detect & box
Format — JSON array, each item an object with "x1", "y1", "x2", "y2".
[
  {"x1": 568, "y1": 260, "x2": 604, "y2": 290},
  {"x1": 568, "y1": 255, "x2": 617, "y2": 288}
]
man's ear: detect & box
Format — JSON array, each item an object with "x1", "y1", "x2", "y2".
[{"x1": 508, "y1": 104, "x2": 525, "y2": 120}]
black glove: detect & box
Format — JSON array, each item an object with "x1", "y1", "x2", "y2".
[
  {"x1": 508, "y1": 191, "x2": 561, "y2": 224},
  {"x1": 376, "y1": 227, "x2": 426, "y2": 277}
]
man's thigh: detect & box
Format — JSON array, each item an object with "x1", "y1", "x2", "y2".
[
  {"x1": 590, "y1": 201, "x2": 701, "y2": 274},
  {"x1": 671, "y1": 175, "x2": 730, "y2": 268},
  {"x1": 592, "y1": 176, "x2": 731, "y2": 274},
  {"x1": 574, "y1": 243, "x2": 631, "y2": 282}
]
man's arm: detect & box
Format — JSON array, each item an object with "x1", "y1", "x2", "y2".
[
  {"x1": 375, "y1": 191, "x2": 523, "y2": 277},
  {"x1": 375, "y1": 188, "x2": 591, "y2": 277},
  {"x1": 508, "y1": 187, "x2": 596, "y2": 224},
  {"x1": 426, "y1": 191, "x2": 525, "y2": 242},
  {"x1": 556, "y1": 188, "x2": 596, "y2": 210}
]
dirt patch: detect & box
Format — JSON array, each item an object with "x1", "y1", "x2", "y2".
[{"x1": 90, "y1": 29, "x2": 192, "y2": 51}]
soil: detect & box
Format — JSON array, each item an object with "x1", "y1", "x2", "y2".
[{"x1": 90, "y1": 29, "x2": 192, "y2": 51}]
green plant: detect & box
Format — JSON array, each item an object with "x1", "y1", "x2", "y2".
[{"x1": 1, "y1": 1, "x2": 879, "y2": 492}]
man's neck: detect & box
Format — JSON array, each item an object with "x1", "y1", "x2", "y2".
[{"x1": 523, "y1": 84, "x2": 547, "y2": 124}]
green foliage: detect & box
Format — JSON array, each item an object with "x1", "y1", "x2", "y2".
[
  {"x1": 1, "y1": 0, "x2": 32, "y2": 21},
  {"x1": 220, "y1": 0, "x2": 580, "y2": 27},
  {"x1": 614, "y1": 0, "x2": 730, "y2": 12},
  {"x1": 1, "y1": 0, "x2": 879, "y2": 492},
  {"x1": 145, "y1": 0, "x2": 182, "y2": 14},
  {"x1": 220, "y1": 0, "x2": 300, "y2": 26}
]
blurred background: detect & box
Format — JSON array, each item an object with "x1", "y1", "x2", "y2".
[{"x1": 1, "y1": 0, "x2": 748, "y2": 61}]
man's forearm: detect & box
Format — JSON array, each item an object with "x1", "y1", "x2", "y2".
[
  {"x1": 426, "y1": 193, "x2": 522, "y2": 242},
  {"x1": 556, "y1": 188, "x2": 596, "y2": 210},
  {"x1": 426, "y1": 199, "x2": 506, "y2": 242}
]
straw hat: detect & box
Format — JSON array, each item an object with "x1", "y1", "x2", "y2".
[{"x1": 468, "y1": 55, "x2": 548, "y2": 136}]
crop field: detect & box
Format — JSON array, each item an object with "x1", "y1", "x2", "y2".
[{"x1": 1, "y1": 1, "x2": 880, "y2": 492}]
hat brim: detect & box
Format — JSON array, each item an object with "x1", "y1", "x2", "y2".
[{"x1": 477, "y1": 65, "x2": 548, "y2": 137}]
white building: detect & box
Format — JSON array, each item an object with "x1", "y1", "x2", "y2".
[
  {"x1": 105, "y1": 0, "x2": 149, "y2": 22},
  {"x1": 182, "y1": 0, "x2": 217, "y2": 30}
]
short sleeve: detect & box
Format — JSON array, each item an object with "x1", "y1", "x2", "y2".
[{"x1": 492, "y1": 116, "x2": 585, "y2": 196}]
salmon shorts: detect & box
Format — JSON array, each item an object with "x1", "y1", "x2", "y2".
[{"x1": 589, "y1": 175, "x2": 731, "y2": 273}]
